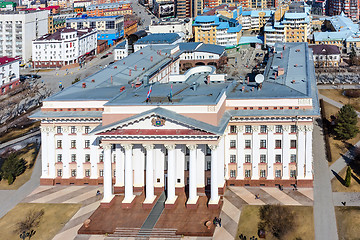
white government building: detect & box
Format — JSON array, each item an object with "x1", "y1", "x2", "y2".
[{"x1": 32, "y1": 42, "x2": 319, "y2": 208}]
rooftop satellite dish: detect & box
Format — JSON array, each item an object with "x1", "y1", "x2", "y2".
[{"x1": 255, "y1": 74, "x2": 264, "y2": 84}]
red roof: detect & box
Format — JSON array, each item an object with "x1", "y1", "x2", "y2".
[
  {"x1": 98, "y1": 129, "x2": 214, "y2": 136},
  {"x1": 0, "y1": 56, "x2": 20, "y2": 66}
]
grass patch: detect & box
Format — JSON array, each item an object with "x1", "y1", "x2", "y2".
[
  {"x1": 0, "y1": 203, "x2": 81, "y2": 240},
  {"x1": 0, "y1": 143, "x2": 39, "y2": 190},
  {"x1": 320, "y1": 101, "x2": 360, "y2": 165},
  {"x1": 335, "y1": 206, "x2": 360, "y2": 240},
  {"x1": 0, "y1": 121, "x2": 40, "y2": 144},
  {"x1": 237, "y1": 205, "x2": 314, "y2": 240},
  {"x1": 319, "y1": 89, "x2": 360, "y2": 112},
  {"x1": 332, "y1": 166, "x2": 360, "y2": 192}
]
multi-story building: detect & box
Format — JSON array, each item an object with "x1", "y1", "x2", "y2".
[
  {"x1": 175, "y1": 0, "x2": 191, "y2": 18},
  {"x1": 73, "y1": 0, "x2": 92, "y2": 12},
  {"x1": 133, "y1": 33, "x2": 183, "y2": 52},
  {"x1": 0, "y1": 56, "x2": 20, "y2": 94},
  {"x1": 113, "y1": 40, "x2": 128, "y2": 60},
  {"x1": 309, "y1": 44, "x2": 341, "y2": 67},
  {"x1": 86, "y1": 2, "x2": 132, "y2": 17},
  {"x1": 66, "y1": 15, "x2": 124, "y2": 45},
  {"x1": 32, "y1": 28, "x2": 97, "y2": 68},
  {"x1": 0, "y1": 10, "x2": 49, "y2": 63},
  {"x1": 124, "y1": 20, "x2": 137, "y2": 37},
  {"x1": 31, "y1": 42, "x2": 318, "y2": 211},
  {"x1": 193, "y1": 14, "x2": 242, "y2": 47},
  {"x1": 250, "y1": 0, "x2": 267, "y2": 9},
  {"x1": 241, "y1": 10, "x2": 273, "y2": 33},
  {"x1": 148, "y1": 18, "x2": 193, "y2": 41},
  {"x1": 0, "y1": 2, "x2": 16, "y2": 11},
  {"x1": 328, "y1": 0, "x2": 360, "y2": 21}
]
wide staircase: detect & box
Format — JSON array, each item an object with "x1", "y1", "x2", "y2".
[{"x1": 106, "y1": 227, "x2": 181, "y2": 239}]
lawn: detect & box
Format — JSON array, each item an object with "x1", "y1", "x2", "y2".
[
  {"x1": 321, "y1": 101, "x2": 360, "y2": 165},
  {"x1": 0, "y1": 203, "x2": 81, "y2": 240},
  {"x1": 0, "y1": 142, "x2": 39, "y2": 190},
  {"x1": 319, "y1": 89, "x2": 360, "y2": 112},
  {"x1": 332, "y1": 166, "x2": 360, "y2": 192},
  {"x1": 237, "y1": 205, "x2": 314, "y2": 240},
  {"x1": 0, "y1": 121, "x2": 40, "y2": 144},
  {"x1": 335, "y1": 206, "x2": 360, "y2": 240}
]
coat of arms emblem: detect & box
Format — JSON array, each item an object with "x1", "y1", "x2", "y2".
[{"x1": 151, "y1": 117, "x2": 165, "y2": 127}]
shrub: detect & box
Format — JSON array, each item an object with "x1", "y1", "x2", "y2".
[
  {"x1": 1, "y1": 153, "x2": 26, "y2": 185},
  {"x1": 334, "y1": 104, "x2": 359, "y2": 140},
  {"x1": 343, "y1": 89, "x2": 360, "y2": 98},
  {"x1": 345, "y1": 166, "x2": 352, "y2": 187},
  {"x1": 7, "y1": 175, "x2": 14, "y2": 185}
]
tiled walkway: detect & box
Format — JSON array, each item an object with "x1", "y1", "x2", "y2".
[{"x1": 213, "y1": 186, "x2": 314, "y2": 240}]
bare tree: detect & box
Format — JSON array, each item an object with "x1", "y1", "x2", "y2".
[{"x1": 14, "y1": 209, "x2": 45, "y2": 236}]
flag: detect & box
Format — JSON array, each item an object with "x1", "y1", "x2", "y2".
[
  {"x1": 170, "y1": 84, "x2": 173, "y2": 99},
  {"x1": 146, "y1": 85, "x2": 152, "y2": 101}
]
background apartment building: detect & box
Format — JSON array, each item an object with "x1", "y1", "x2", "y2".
[{"x1": 0, "y1": 10, "x2": 49, "y2": 63}]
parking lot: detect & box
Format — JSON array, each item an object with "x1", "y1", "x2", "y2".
[{"x1": 317, "y1": 73, "x2": 360, "y2": 85}]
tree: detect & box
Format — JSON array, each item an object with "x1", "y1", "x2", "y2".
[
  {"x1": 258, "y1": 205, "x2": 295, "y2": 239},
  {"x1": 15, "y1": 209, "x2": 44, "y2": 238},
  {"x1": 1, "y1": 153, "x2": 26, "y2": 185},
  {"x1": 345, "y1": 166, "x2": 352, "y2": 187},
  {"x1": 334, "y1": 104, "x2": 359, "y2": 140}
]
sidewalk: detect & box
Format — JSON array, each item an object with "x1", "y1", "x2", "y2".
[{"x1": 0, "y1": 129, "x2": 40, "y2": 150}]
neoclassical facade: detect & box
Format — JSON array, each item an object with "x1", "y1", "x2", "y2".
[{"x1": 32, "y1": 42, "x2": 319, "y2": 208}]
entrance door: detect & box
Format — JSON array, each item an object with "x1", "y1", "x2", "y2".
[{"x1": 164, "y1": 173, "x2": 168, "y2": 195}]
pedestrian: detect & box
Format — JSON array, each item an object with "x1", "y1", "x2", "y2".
[
  {"x1": 218, "y1": 218, "x2": 222, "y2": 227},
  {"x1": 96, "y1": 190, "x2": 101, "y2": 196}
]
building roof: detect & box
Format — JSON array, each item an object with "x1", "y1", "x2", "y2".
[
  {"x1": 238, "y1": 36, "x2": 264, "y2": 44},
  {"x1": 0, "y1": 56, "x2": 20, "y2": 65},
  {"x1": 87, "y1": 2, "x2": 130, "y2": 10},
  {"x1": 326, "y1": 12, "x2": 359, "y2": 33},
  {"x1": 242, "y1": 10, "x2": 273, "y2": 18},
  {"x1": 34, "y1": 28, "x2": 95, "y2": 41},
  {"x1": 309, "y1": 44, "x2": 340, "y2": 55},
  {"x1": 114, "y1": 40, "x2": 127, "y2": 49},
  {"x1": 66, "y1": 15, "x2": 123, "y2": 22},
  {"x1": 135, "y1": 33, "x2": 181, "y2": 45},
  {"x1": 313, "y1": 31, "x2": 352, "y2": 41}
]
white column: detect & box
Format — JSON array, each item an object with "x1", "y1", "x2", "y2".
[
  {"x1": 62, "y1": 128, "x2": 70, "y2": 178},
  {"x1": 305, "y1": 125, "x2": 313, "y2": 179},
  {"x1": 143, "y1": 144, "x2": 156, "y2": 204},
  {"x1": 252, "y1": 126, "x2": 260, "y2": 179},
  {"x1": 115, "y1": 144, "x2": 124, "y2": 187},
  {"x1": 175, "y1": 145, "x2": 185, "y2": 188},
  {"x1": 267, "y1": 126, "x2": 275, "y2": 179},
  {"x1": 209, "y1": 144, "x2": 219, "y2": 204},
  {"x1": 297, "y1": 127, "x2": 306, "y2": 179},
  {"x1": 154, "y1": 146, "x2": 164, "y2": 189},
  {"x1": 40, "y1": 127, "x2": 49, "y2": 178},
  {"x1": 187, "y1": 144, "x2": 199, "y2": 204},
  {"x1": 165, "y1": 144, "x2": 177, "y2": 204},
  {"x1": 236, "y1": 126, "x2": 244, "y2": 179},
  {"x1": 218, "y1": 137, "x2": 225, "y2": 187},
  {"x1": 102, "y1": 144, "x2": 114, "y2": 203},
  {"x1": 48, "y1": 128, "x2": 56, "y2": 178},
  {"x1": 196, "y1": 145, "x2": 205, "y2": 189},
  {"x1": 133, "y1": 146, "x2": 145, "y2": 188},
  {"x1": 122, "y1": 144, "x2": 135, "y2": 203},
  {"x1": 76, "y1": 126, "x2": 84, "y2": 179},
  {"x1": 282, "y1": 125, "x2": 290, "y2": 179},
  {"x1": 90, "y1": 137, "x2": 98, "y2": 179}
]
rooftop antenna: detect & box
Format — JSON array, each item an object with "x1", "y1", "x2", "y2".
[{"x1": 255, "y1": 74, "x2": 264, "y2": 90}]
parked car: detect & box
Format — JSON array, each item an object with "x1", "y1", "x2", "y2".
[
  {"x1": 109, "y1": 61, "x2": 115, "y2": 65},
  {"x1": 101, "y1": 55, "x2": 109, "y2": 59},
  {"x1": 25, "y1": 74, "x2": 41, "y2": 79}
]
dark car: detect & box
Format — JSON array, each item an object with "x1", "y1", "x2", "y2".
[
  {"x1": 25, "y1": 74, "x2": 41, "y2": 79},
  {"x1": 101, "y1": 55, "x2": 109, "y2": 59},
  {"x1": 109, "y1": 61, "x2": 115, "y2": 65}
]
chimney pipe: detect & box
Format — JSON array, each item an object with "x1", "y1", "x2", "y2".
[
  {"x1": 129, "y1": 69, "x2": 131, "y2": 76},
  {"x1": 150, "y1": 56, "x2": 153, "y2": 62}
]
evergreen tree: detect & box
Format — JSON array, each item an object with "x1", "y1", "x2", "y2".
[
  {"x1": 1, "y1": 153, "x2": 26, "y2": 185},
  {"x1": 345, "y1": 166, "x2": 352, "y2": 187},
  {"x1": 334, "y1": 104, "x2": 359, "y2": 140}
]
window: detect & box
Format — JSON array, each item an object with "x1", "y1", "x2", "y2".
[
  {"x1": 260, "y1": 154, "x2": 266, "y2": 163},
  {"x1": 206, "y1": 145, "x2": 211, "y2": 155},
  {"x1": 57, "y1": 169, "x2": 62, "y2": 177},
  {"x1": 85, "y1": 126, "x2": 90, "y2": 134},
  {"x1": 245, "y1": 140, "x2": 251, "y2": 148},
  {"x1": 207, "y1": 161, "x2": 211, "y2": 170},
  {"x1": 260, "y1": 125, "x2": 267, "y2": 133},
  {"x1": 71, "y1": 154, "x2": 76, "y2": 162},
  {"x1": 290, "y1": 154, "x2": 296, "y2": 163},
  {"x1": 245, "y1": 125, "x2": 252, "y2": 133},
  {"x1": 230, "y1": 155, "x2": 236, "y2": 163},
  {"x1": 185, "y1": 147, "x2": 190, "y2": 156},
  {"x1": 57, "y1": 154, "x2": 62, "y2": 162},
  {"x1": 275, "y1": 125, "x2": 282, "y2": 133},
  {"x1": 260, "y1": 170, "x2": 266, "y2": 178},
  {"x1": 291, "y1": 140, "x2": 297, "y2": 148},
  {"x1": 245, "y1": 154, "x2": 251, "y2": 163},
  {"x1": 230, "y1": 170, "x2": 236, "y2": 178},
  {"x1": 57, "y1": 140, "x2": 62, "y2": 148},
  {"x1": 207, "y1": 178, "x2": 211, "y2": 185},
  {"x1": 85, "y1": 140, "x2": 90, "y2": 148},
  {"x1": 275, "y1": 170, "x2": 282, "y2": 178},
  {"x1": 57, "y1": 126, "x2": 62, "y2": 134},
  {"x1": 245, "y1": 170, "x2": 251, "y2": 177},
  {"x1": 275, "y1": 155, "x2": 282, "y2": 163},
  {"x1": 85, "y1": 169, "x2": 91, "y2": 177},
  {"x1": 230, "y1": 140, "x2": 236, "y2": 148},
  {"x1": 290, "y1": 170, "x2": 296, "y2": 178},
  {"x1": 99, "y1": 154, "x2": 103, "y2": 162},
  {"x1": 275, "y1": 140, "x2": 282, "y2": 148},
  {"x1": 71, "y1": 140, "x2": 76, "y2": 148},
  {"x1": 71, "y1": 126, "x2": 76, "y2": 134},
  {"x1": 99, "y1": 169, "x2": 104, "y2": 177},
  {"x1": 71, "y1": 169, "x2": 76, "y2": 177},
  {"x1": 291, "y1": 125, "x2": 297, "y2": 133},
  {"x1": 85, "y1": 154, "x2": 90, "y2": 162},
  {"x1": 230, "y1": 125, "x2": 237, "y2": 133},
  {"x1": 260, "y1": 140, "x2": 267, "y2": 149}
]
